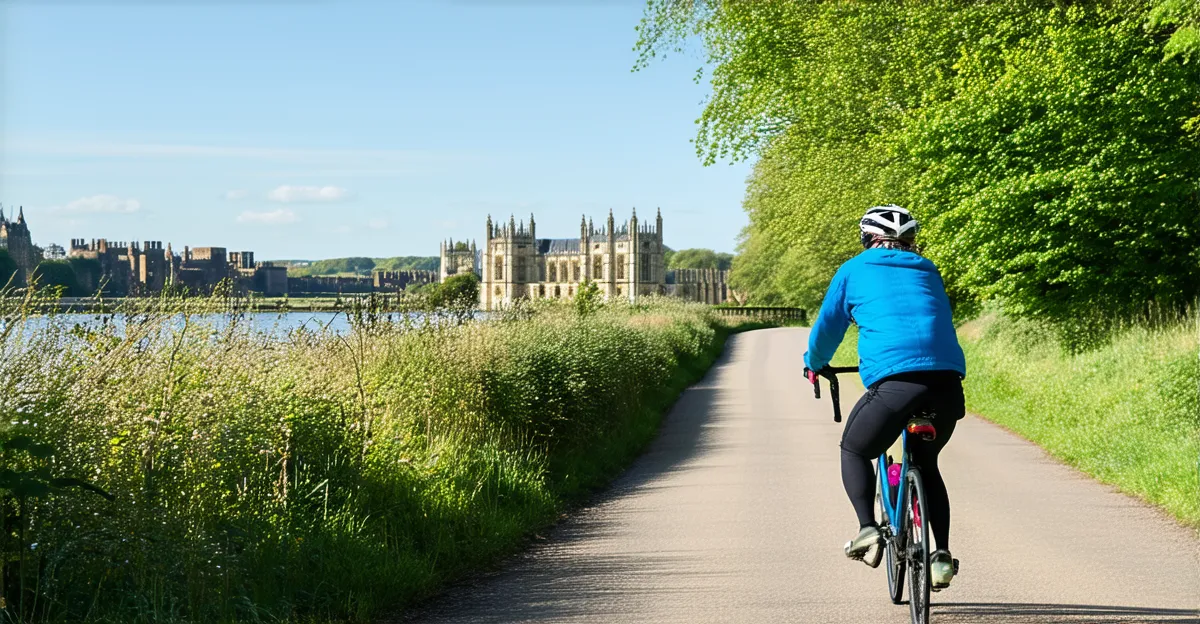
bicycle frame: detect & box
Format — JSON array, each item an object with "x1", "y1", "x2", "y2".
[{"x1": 877, "y1": 431, "x2": 910, "y2": 537}]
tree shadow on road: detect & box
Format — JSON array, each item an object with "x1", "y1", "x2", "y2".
[{"x1": 933, "y1": 602, "x2": 1200, "y2": 623}]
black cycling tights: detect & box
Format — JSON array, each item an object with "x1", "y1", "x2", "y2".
[{"x1": 840, "y1": 370, "x2": 965, "y2": 551}]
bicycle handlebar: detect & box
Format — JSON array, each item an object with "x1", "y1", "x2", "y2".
[{"x1": 804, "y1": 365, "x2": 860, "y2": 423}]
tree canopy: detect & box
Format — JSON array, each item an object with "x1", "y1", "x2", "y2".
[
  {"x1": 637, "y1": 0, "x2": 1200, "y2": 339},
  {"x1": 667, "y1": 248, "x2": 734, "y2": 271},
  {"x1": 0, "y1": 249, "x2": 19, "y2": 288},
  {"x1": 31, "y1": 260, "x2": 81, "y2": 296},
  {"x1": 426, "y1": 272, "x2": 480, "y2": 311},
  {"x1": 287, "y1": 256, "x2": 439, "y2": 277}
]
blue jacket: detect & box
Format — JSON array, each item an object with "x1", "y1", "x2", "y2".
[{"x1": 803, "y1": 248, "x2": 966, "y2": 388}]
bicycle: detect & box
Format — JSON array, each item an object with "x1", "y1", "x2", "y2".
[{"x1": 804, "y1": 365, "x2": 958, "y2": 624}]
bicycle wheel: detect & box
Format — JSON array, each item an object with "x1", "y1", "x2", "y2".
[
  {"x1": 878, "y1": 474, "x2": 905, "y2": 604},
  {"x1": 906, "y1": 467, "x2": 931, "y2": 624}
]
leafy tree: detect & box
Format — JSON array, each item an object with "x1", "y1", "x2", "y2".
[
  {"x1": 428, "y1": 272, "x2": 480, "y2": 311},
  {"x1": 0, "y1": 249, "x2": 18, "y2": 287},
  {"x1": 638, "y1": 0, "x2": 1200, "y2": 338},
  {"x1": 899, "y1": 11, "x2": 1200, "y2": 327},
  {"x1": 667, "y1": 248, "x2": 734, "y2": 271},
  {"x1": 67, "y1": 256, "x2": 102, "y2": 295},
  {"x1": 1149, "y1": 0, "x2": 1200, "y2": 61},
  {"x1": 574, "y1": 279, "x2": 603, "y2": 317},
  {"x1": 30, "y1": 260, "x2": 81, "y2": 296}
]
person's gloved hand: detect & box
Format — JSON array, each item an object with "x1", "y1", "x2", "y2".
[{"x1": 805, "y1": 368, "x2": 819, "y2": 385}]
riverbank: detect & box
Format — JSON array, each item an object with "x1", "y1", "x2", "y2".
[
  {"x1": 10, "y1": 294, "x2": 415, "y2": 314},
  {"x1": 958, "y1": 312, "x2": 1199, "y2": 529},
  {"x1": 0, "y1": 297, "x2": 755, "y2": 622}
]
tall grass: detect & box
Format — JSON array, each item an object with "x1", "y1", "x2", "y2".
[
  {"x1": 0, "y1": 290, "x2": 732, "y2": 623},
  {"x1": 958, "y1": 312, "x2": 1200, "y2": 528}
]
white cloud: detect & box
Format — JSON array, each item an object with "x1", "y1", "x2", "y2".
[
  {"x1": 368, "y1": 218, "x2": 389, "y2": 230},
  {"x1": 267, "y1": 185, "x2": 350, "y2": 203},
  {"x1": 57, "y1": 194, "x2": 141, "y2": 214},
  {"x1": 224, "y1": 189, "x2": 250, "y2": 200},
  {"x1": 236, "y1": 209, "x2": 298, "y2": 225}
]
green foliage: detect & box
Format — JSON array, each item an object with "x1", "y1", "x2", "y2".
[
  {"x1": 959, "y1": 311, "x2": 1199, "y2": 527},
  {"x1": 66, "y1": 256, "x2": 101, "y2": 294},
  {"x1": 30, "y1": 260, "x2": 81, "y2": 297},
  {"x1": 287, "y1": 256, "x2": 376, "y2": 276},
  {"x1": 667, "y1": 248, "x2": 733, "y2": 271},
  {"x1": 901, "y1": 10, "x2": 1200, "y2": 332},
  {"x1": 286, "y1": 256, "x2": 440, "y2": 277},
  {"x1": 1148, "y1": 0, "x2": 1200, "y2": 61},
  {"x1": 425, "y1": 271, "x2": 480, "y2": 315},
  {"x1": 574, "y1": 279, "x2": 603, "y2": 317},
  {"x1": 0, "y1": 295, "x2": 724, "y2": 622},
  {"x1": 639, "y1": 1, "x2": 1200, "y2": 337},
  {"x1": 0, "y1": 249, "x2": 18, "y2": 287},
  {"x1": 373, "y1": 255, "x2": 441, "y2": 272}
]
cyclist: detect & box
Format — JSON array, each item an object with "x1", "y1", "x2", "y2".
[{"x1": 803, "y1": 204, "x2": 966, "y2": 590}]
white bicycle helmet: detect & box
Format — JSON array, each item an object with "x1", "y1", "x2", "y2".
[{"x1": 860, "y1": 204, "x2": 919, "y2": 247}]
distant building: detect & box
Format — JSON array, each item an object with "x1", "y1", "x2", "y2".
[
  {"x1": 68, "y1": 239, "x2": 171, "y2": 295},
  {"x1": 254, "y1": 263, "x2": 288, "y2": 297},
  {"x1": 63, "y1": 238, "x2": 288, "y2": 298},
  {"x1": 479, "y1": 210, "x2": 667, "y2": 310},
  {"x1": 43, "y1": 243, "x2": 66, "y2": 260},
  {"x1": 0, "y1": 206, "x2": 43, "y2": 285},
  {"x1": 668, "y1": 268, "x2": 736, "y2": 305},
  {"x1": 374, "y1": 270, "x2": 437, "y2": 292},
  {"x1": 439, "y1": 239, "x2": 479, "y2": 281}
]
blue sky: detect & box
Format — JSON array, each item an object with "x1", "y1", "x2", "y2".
[{"x1": 0, "y1": 1, "x2": 752, "y2": 260}]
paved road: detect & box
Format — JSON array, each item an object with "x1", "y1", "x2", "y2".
[{"x1": 400, "y1": 328, "x2": 1200, "y2": 624}]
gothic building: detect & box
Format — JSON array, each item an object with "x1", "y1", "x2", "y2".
[
  {"x1": 0, "y1": 205, "x2": 43, "y2": 285},
  {"x1": 439, "y1": 239, "x2": 479, "y2": 281},
  {"x1": 478, "y1": 210, "x2": 666, "y2": 310}
]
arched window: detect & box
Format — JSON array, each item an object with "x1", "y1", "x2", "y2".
[
  {"x1": 616, "y1": 255, "x2": 625, "y2": 280},
  {"x1": 554, "y1": 285, "x2": 561, "y2": 298},
  {"x1": 494, "y1": 256, "x2": 503, "y2": 280},
  {"x1": 572, "y1": 261, "x2": 580, "y2": 282},
  {"x1": 593, "y1": 256, "x2": 602, "y2": 279},
  {"x1": 548, "y1": 262, "x2": 557, "y2": 282}
]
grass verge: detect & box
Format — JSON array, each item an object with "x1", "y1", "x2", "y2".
[
  {"x1": 0, "y1": 292, "x2": 759, "y2": 623},
  {"x1": 958, "y1": 312, "x2": 1200, "y2": 528}
]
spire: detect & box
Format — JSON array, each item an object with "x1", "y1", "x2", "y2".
[
  {"x1": 0, "y1": 204, "x2": 6, "y2": 223},
  {"x1": 17, "y1": 206, "x2": 25, "y2": 224}
]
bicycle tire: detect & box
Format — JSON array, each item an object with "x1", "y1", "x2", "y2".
[
  {"x1": 906, "y1": 467, "x2": 931, "y2": 624},
  {"x1": 878, "y1": 475, "x2": 905, "y2": 604}
]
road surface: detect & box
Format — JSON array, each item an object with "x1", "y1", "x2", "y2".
[{"x1": 399, "y1": 328, "x2": 1200, "y2": 624}]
